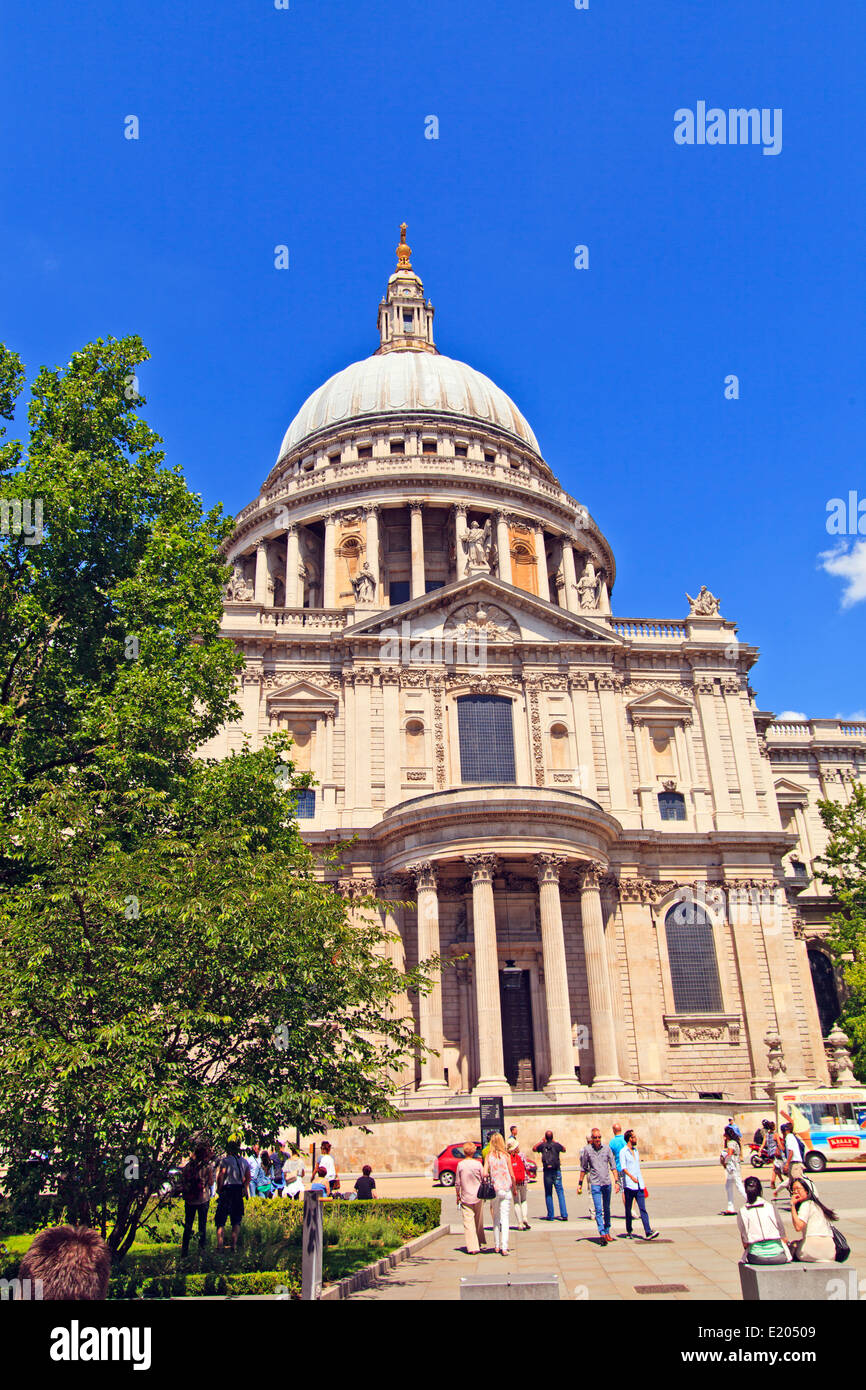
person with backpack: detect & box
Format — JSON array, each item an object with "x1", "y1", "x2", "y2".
[
  {"x1": 759, "y1": 1120, "x2": 782, "y2": 1193},
  {"x1": 180, "y1": 1141, "x2": 215, "y2": 1256},
  {"x1": 720, "y1": 1124, "x2": 746, "y2": 1214},
  {"x1": 215, "y1": 1141, "x2": 251, "y2": 1252},
  {"x1": 781, "y1": 1123, "x2": 806, "y2": 1189}
]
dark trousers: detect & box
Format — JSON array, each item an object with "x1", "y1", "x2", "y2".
[
  {"x1": 624, "y1": 1185, "x2": 652, "y2": 1236},
  {"x1": 182, "y1": 1201, "x2": 209, "y2": 1254}
]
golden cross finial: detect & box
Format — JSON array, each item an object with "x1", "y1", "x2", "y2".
[{"x1": 396, "y1": 222, "x2": 412, "y2": 270}]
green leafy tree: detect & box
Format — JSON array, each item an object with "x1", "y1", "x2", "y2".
[
  {"x1": 815, "y1": 781, "x2": 866, "y2": 1080},
  {"x1": 0, "y1": 339, "x2": 432, "y2": 1255}
]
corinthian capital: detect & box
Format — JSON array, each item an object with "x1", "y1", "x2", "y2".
[
  {"x1": 406, "y1": 860, "x2": 438, "y2": 892},
  {"x1": 535, "y1": 852, "x2": 567, "y2": 885},
  {"x1": 577, "y1": 860, "x2": 605, "y2": 891},
  {"x1": 464, "y1": 852, "x2": 498, "y2": 883}
]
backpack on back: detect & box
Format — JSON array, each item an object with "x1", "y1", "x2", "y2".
[{"x1": 180, "y1": 1159, "x2": 207, "y2": 1203}]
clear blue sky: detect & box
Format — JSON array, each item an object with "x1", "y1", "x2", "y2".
[{"x1": 3, "y1": 0, "x2": 864, "y2": 718}]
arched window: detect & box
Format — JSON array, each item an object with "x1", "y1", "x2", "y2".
[
  {"x1": 808, "y1": 949, "x2": 840, "y2": 1036},
  {"x1": 664, "y1": 903, "x2": 723, "y2": 1012},
  {"x1": 457, "y1": 694, "x2": 516, "y2": 783}
]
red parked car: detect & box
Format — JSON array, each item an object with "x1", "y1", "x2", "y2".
[{"x1": 432, "y1": 1142, "x2": 537, "y2": 1186}]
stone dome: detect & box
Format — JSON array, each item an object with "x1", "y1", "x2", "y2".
[{"x1": 276, "y1": 350, "x2": 541, "y2": 462}]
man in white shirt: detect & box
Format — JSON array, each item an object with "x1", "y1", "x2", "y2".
[
  {"x1": 781, "y1": 1123, "x2": 805, "y2": 1187},
  {"x1": 619, "y1": 1130, "x2": 659, "y2": 1241}
]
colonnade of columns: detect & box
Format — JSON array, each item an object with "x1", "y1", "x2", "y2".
[
  {"x1": 246, "y1": 501, "x2": 609, "y2": 613},
  {"x1": 404, "y1": 855, "x2": 623, "y2": 1097}
]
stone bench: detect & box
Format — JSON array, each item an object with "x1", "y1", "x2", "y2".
[
  {"x1": 739, "y1": 1261, "x2": 858, "y2": 1301},
  {"x1": 460, "y1": 1272, "x2": 560, "y2": 1301}
]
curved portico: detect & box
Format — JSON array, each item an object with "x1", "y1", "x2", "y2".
[{"x1": 372, "y1": 786, "x2": 623, "y2": 1098}]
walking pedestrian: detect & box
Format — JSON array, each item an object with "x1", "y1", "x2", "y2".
[
  {"x1": 455, "y1": 1141, "x2": 486, "y2": 1255},
  {"x1": 760, "y1": 1120, "x2": 782, "y2": 1194},
  {"x1": 246, "y1": 1143, "x2": 263, "y2": 1198},
  {"x1": 180, "y1": 1140, "x2": 215, "y2": 1256},
  {"x1": 609, "y1": 1123, "x2": 627, "y2": 1208},
  {"x1": 532, "y1": 1130, "x2": 568, "y2": 1221},
  {"x1": 720, "y1": 1124, "x2": 746, "y2": 1214},
  {"x1": 271, "y1": 1143, "x2": 286, "y2": 1198},
  {"x1": 620, "y1": 1130, "x2": 658, "y2": 1240},
  {"x1": 215, "y1": 1140, "x2": 251, "y2": 1252},
  {"x1": 578, "y1": 1128, "x2": 620, "y2": 1244},
  {"x1": 781, "y1": 1123, "x2": 806, "y2": 1191},
  {"x1": 483, "y1": 1133, "x2": 518, "y2": 1256}
]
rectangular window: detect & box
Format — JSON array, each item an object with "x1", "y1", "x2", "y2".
[
  {"x1": 357, "y1": 445, "x2": 372, "y2": 459},
  {"x1": 659, "y1": 791, "x2": 687, "y2": 821},
  {"x1": 389, "y1": 580, "x2": 410, "y2": 605},
  {"x1": 295, "y1": 788, "x2": 316, "y2": 819},
  {"x1": 425, "y1": 579, "x2": 445, "y2": 593},
  {"x1": 484, "y1": 451, "x2": 496, "y2": 464},
  {"x1": 455, "y1": 444, "x2": 468, "y2": 457},
  {"x1": 422, "y1": 440, "x2": 437, "y2": 455},
  {"x1": 390, "y1": 439, "x2": 405, "y2": 454},
  {"x1": 457, "y1": 695, "x2": 516, "y2": 784},
  {"x1": 403, "y1": 311, "x2": 414, "y2": 331}
]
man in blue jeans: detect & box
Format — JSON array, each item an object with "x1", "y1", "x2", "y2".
[
  {"x1": 577, "y1": 1128, "x2": 620, "y2": 1243},
  {"x1": 620, "y1": 1129, "x2": 659, "y2": 1240},
  {"x1": 533, "y1": 1130, "x2": 568, "y2": 1220}
]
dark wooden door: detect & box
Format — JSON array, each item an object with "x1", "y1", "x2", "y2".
[{"x1": 499, "y1": 970, "x2": 535, "y2": 1091}]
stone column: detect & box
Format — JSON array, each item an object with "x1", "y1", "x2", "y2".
[
  {"x1": 568, "y1": 674, "x2": 597, "y2": 798},
  {"x1": 695, "y1": 678, "x2": 733, "y2": 826},
  {"x1": 284, "y1": 525, "x2": 300, "y2": 607},
  {"x1": 534, "y1": 526, "x2": 551, "y2": 601},
  {"x1": 254, "y1": 541, "x2": 269, "y2": 605},
  {"x1": 759, "y1": 886, "x2": 807, "y2": 1081},
  {"x1": 561, "y1": 539, "x2": 579, "y2": 613},
  {"x1": 578, "y1": 862, "x2": 622, "y2": 1085},
  {"x1": 454, "y1": 504, "x2": 468, "y2": 580},
  {"x1": 381, "y1": 671, "x2": 401, "y2": 806},
  {"x1": 721, "y1": 677, "x2": 760, "y2": 822},
  {"x1": 354, "y1": 672, "x2": 373, "y2": 808},
  {"x1": 535, "y1": 854, "x2": 581, "y2": 1096},
  {"x1": 616, "y1": 881, "x2": 668, "y2": 1085},
  {"x1": 631, "y1": 716, "x2": 658, "y2": 826},
  {"x1": 407, "y1": 861, "x2": 449, "y2": 1094},
  {"x1": 791, "y1": 915, "x2": 831, "y2": 1084},
  {"x1": 465, "y1": 854, "x2": 509, "y2": 1093},
  {"x1": 377, "y1": 876, "x2": 414, "y2": 1093},
  {"x1": 496, "y1": 511, "x2": 512, "y2": 585},
  {"x1": 365, "y1": 505, "x2": 381, "y2": 601},
  {"x1": 410, "y1": 502, "x2": 425, "y2": 598},
  {"x1": 241, "y1": 669, "x2": 263, "y2": 748},
  {"x1": 323, "y1": 513, "x2": 337, "y2": 608},
  {"x1": 726, "y1": 879, "x2": 772, "y2": 1096}
]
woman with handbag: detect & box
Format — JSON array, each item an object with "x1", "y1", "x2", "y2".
[
  {"x1": 483, "y1": 1132, "x2": 518, "y2": 1256},
  {"x1": 455, "y1": 1141, "x2": 486, "y2": 1255},
  {"x1": 737, "y1": 1176, "x2": 791, "y2": 1264},
  {"x1": 509, "y1": 1142, "x2": 530, "y2": 1231},
  {"x1": 789, "y1": 1177, "x2": 837, "y2": 1262}
]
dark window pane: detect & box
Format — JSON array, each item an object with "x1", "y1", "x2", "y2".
[
  {"x1": 457, "y1": 695, "x2": 516, "y2": 784},
  {"x1": 659, "y1": 791, "x2": 687, "y2": 821},
  {"x1": 389, "y1": 581, "x2": 410, "y2": 605},
  {"x1": 664, "y1": 905, "x2": 722, "y2": 1012},
  {"x1": 425, "y1": 580, "x2": 444, "y2": 592},
  {"x1": 296, "y1": 788, "x2": 316, "y2": 820}
]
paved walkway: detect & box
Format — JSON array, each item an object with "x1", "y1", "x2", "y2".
[{"x1": 348, "y1": 1175, "x2": 866, "y2": 1301}]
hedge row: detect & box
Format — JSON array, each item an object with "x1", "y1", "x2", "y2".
[{"x1": 109, "y1": 1270, "x2": 300, "y2": 1300}]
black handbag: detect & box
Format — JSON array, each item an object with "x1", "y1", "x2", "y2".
[
  {"x1": 476, "y1": 1177, "x2": 495, "y2": 1201},
  {"x1": 832, "y1": 1225, "x2": 850, "y2": 1263}
]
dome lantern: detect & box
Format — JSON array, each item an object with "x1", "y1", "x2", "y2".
[{"x1": 376, "y1": 222, "x2": 437, "y2": 355}]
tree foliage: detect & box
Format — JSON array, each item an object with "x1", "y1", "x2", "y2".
[
  {"x1": 815, "y1": 781, "x2": 866, "y2": 1079},
  {"x1": 0, "y1": 338, "x2": 432, "y2": 1255}
]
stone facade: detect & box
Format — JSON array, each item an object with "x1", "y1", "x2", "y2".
[{"x1": 203, "y1": 228, "x2": 862, "y2": 1132}]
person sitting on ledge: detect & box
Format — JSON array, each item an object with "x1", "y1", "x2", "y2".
[
  {"x1": 789, "y1": 1177, "x2": 837, "y2": 1262},
  {"x1": 737, "y1": 1176, "x2": 791, "y2": 1265}
]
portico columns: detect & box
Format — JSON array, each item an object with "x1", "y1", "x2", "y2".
[
  {"x1": 534, "y1": 526, "x2": 551, "y2": 601},
  {"x1": 323, "y1": 513, "x2": 337, "y2": 608},
  {"x1": 578, "y1": 862, "x2": 622, "y2": 1085},
  {"x1": 254, "y1": 541, "x2": 269, "y2": 605},
  {"x1": 535, "y1": 854, "x2": 581, "y2": 1096},
  {"x1": 454, "y1": 504, "x2": 468, "y2": 580},
  {"x1": 365, "y1": 505, "x2": 381, "y2": 601},
  {"x1": 409, "y1": 501, "x2": 425, "y2": 598},
  {"x1": 284, "y1": 525, "x2": 300, "y2": 607},
  {"x1": 407, "y1": 861, "x2": 449, "y2": 1094},
  {"x1": 561, "y1": 538, "x2": 579, "y2": 612},
  {"x1": 465, "y1": 854, "x2": 509, "y2": 1093},
  {"x1": 496, "y1": 512, "x2": 512, "y2": 585}
]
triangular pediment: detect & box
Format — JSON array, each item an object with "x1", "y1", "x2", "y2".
[
  {"x1": 265, "y1": 679, "x2": 338, "y2": 711},
  {"x1": 626, "y1": 687, "x2": 695, "y2": 718},
  {"x1": 344, "y1": 574, "x2": 622, "y2": 646},
  {"x1": 774, "y1": 777, "x2": 811, "y2": 801}
]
